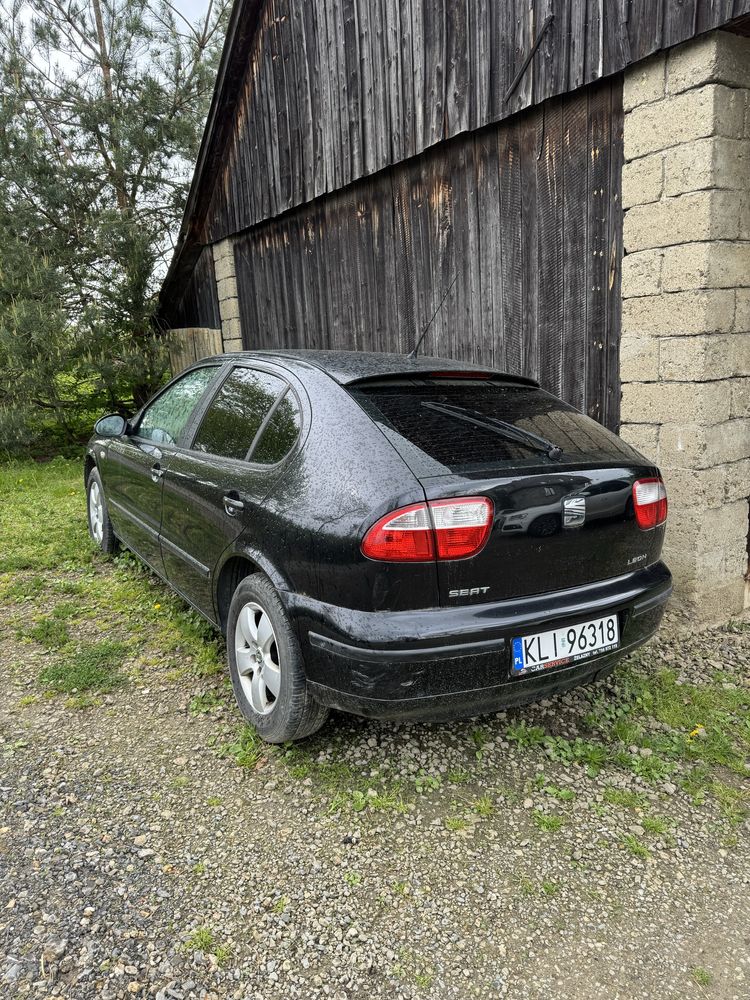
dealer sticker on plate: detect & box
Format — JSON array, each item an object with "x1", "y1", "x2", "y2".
[{"x1": 511, "y1": 615, "x2": 619, "y2": 677}]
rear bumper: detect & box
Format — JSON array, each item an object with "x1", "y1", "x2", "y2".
[{"x1": 283, "y1": 562, "x2": 672, "y2": 722}]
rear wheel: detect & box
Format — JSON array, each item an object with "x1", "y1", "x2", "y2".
[
  {"x1": 86, "y1": 468, "x2": 118, "y2": 555},
  {"x1": 227, "y1": 574, "x2": 328, "y2": 743}
]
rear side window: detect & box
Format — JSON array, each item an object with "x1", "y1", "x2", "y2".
[
  {"x1": 193, "y1": 368, "x2": 287, "y2": 460},
  {"x1": 253, "y1": 390, "x2": 301, "y2": 464},
  {"x1": 350, "y1": 378, "x2": 640, "y2": 476}
]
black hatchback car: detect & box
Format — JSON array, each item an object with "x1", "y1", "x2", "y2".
[{"x1": 85, "y1": 350, "x2": 671, "y2": 742}]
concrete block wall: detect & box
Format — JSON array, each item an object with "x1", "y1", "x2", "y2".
[
  {"x1": 620, "y1": 30, "x2": 750, "y2": 618},
  {"x1": 212, "y1": 239, "x2": 243, "y2": 351}
]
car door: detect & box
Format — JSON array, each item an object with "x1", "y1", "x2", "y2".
[
  {"x1": 159, "y1": 364, "x2": 303, "y2": 616},
  {"x1": 100, "y1": 365, "x2": 222, "y2": 575}
]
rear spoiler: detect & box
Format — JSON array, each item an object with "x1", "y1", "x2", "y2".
[{"x1": 348, "y1": 370, "x2": 541, "y2": 389}]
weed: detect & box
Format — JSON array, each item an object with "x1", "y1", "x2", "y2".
[
  {"x1": 184, "y1": 927, "x2": 214, "y2": 952},
  {"x1": 447, "y1": 769, "x2": 471, "y2": 784},
  {"x1": 218, "y1": 725, "x2": 264, "y2": 769},
  {"x1": 642, "y1": 816, "x2": 669, "y2": 835},
  {"x1": 620, "y1": 834, "x2": 650, "y2": 860},
  {"x1": 189, "y1": 691, "x2": 223, "y2": 714},
  {"x1": 39, "y1": 640, "x2": 128, "y2": 694},
  {"x1": 192, "y1": 862, "x2": 206, "y2": 875},
  {"x1": 445, "y1": 815, "x2": 468, "y2": 832},
  {"x1": 25, "y1": 617, "x2": 70, "y2": 649},
  {"x1": 415, "y1": 972, "x2": 433, "y2": 989},
  {"x1": 472, "y1": 795, "x2": 494, "y2": 817},
  {"x1": 471, "y1": 727, "x2": 488, "y2": 758},
  {"x1": 18, "y1": 695, "x2": 38, "y2": 707},
  {"x1": 517, "y1": 875, "x2": 535, "y2": 896},
  {"x1": 541, "y1": 881, "x2": 560, "y2": 896},
  {"x1": 344, "y1": 871, "x2": 362, "y2": 886},
  {"x1": 391, "y1": 881, "x2": 408, "y2": 896},
  {"x1": 414, "y1": 771, "x2": 442, "y2": 794},
  {"x1": 603, "y1": 787, "x2": 648, "y2": 809},
  {"x1": 272, "y1": 896, "x2": 289, "y2": 914},
  {"x1": 691, "y1": 967, "x2": 712, "y2": 987},
  {"x1": 712, "y1": 782, "x2": 749, "y2": 826},
  {"x1": 51, "y1": 601, "x2": 79, "y2": 620},
  {"x1": 533, "y1": 812, "x2": 563, "y2": 833},
  {"x1": 506, "y1": 721, "x2": 546, "y2": 748},
  {"x1": 214, "y1": 944, "x2": 232, "y2": 967}
]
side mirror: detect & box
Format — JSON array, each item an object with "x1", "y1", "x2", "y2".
[{"x1": 94, "y1": 413, "x2": 129, "y2": 438}]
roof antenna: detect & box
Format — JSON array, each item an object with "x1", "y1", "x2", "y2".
[{"x1": 408, "y1": 272, "x2": 459, "y2": 358}]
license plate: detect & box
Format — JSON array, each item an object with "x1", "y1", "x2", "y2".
[{"x1": 511, "y1": 614, "x2": 619, "y2": 677}]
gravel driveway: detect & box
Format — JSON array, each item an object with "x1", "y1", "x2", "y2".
[{"x1": 1, "y1": 460, "x2": 749, "y2": 1000}]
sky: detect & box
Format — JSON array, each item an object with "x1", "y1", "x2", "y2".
[{"x1": 175, "y1": 0, "x2": 215, "y2": 21}]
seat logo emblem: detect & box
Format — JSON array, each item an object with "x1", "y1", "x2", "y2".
[{"x1": 563, "y1": 496, "x2": 586, "y2": 527}]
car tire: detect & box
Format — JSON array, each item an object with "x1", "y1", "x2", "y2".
[
  {"x1": 227, "y1": 574, "x2": 329, "y2": 743},
  {"x1": 86, "y1": 468, "x2": 119, "y2": 555}
]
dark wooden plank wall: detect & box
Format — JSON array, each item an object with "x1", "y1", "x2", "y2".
[
  {"x1": 201, "y1": 0, "x2": 750, "y2": 246},
  {"x1": 234, "y1": 77, "x2": 623, "y2": 429},
  {"x1": 167, "y1": 246, "x2": 221, "y2": 331}
]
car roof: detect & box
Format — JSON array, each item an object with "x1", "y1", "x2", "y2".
[{"x1": 203, "y1": 349, "x2": 539, "y2": 387}]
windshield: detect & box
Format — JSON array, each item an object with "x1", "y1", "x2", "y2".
[{"x1": 349, "y1": 378, "x2": 641, "y2": 476}]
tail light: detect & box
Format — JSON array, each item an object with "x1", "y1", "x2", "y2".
[
  {"x1": 632, "y1": 477, "x2": 668, "y2": 529},
  {"x1": 362, "y1": 497, "x2": 493, "y2": 562}
]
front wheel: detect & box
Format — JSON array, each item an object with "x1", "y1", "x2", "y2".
[
  {"x1": 227, "y1": 574, "x2": 329, "y2": 743},
  {"x1": 86, "y1": 468, "x2": 118, "y2": 555}
]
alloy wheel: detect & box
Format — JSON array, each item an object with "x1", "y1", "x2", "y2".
[
  {"x1": 234, "y1": 601, "x2": 281, "y2": 715},
  {"x1": 88, "y1": 479, "x2": 104, "y2": 544}
]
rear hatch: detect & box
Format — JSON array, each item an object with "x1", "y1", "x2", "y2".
[{"x1": 350, "y1": 375, "x2": 665, "y2": 606}]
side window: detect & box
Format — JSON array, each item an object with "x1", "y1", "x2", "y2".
[
  {"x1": 192, "y1": 367, "x2": 286, "y2": 460},
  {"x1": 137, "y1": 367, "x2": 218, "y2": 446},
  {"x1": 252, "y1": 389, "x2": 301, "y2": 464}
]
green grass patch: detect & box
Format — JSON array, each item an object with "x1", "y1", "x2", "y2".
[
  {"x1": 603, "y1": 786, "x2": 649, "y2": 810},
  {"x1": 0, "y1": 459, "x2": 90, "y2": 572},
  {"x1": 533, "y1": 811, "x2": 563, "y2": 833},
  {"x1": 39, "y1": 640, "x2": 128, "y2": 694},
  {"x1": 620, "y1": 834, "x2": 650, "y2": 860},
  {"x1": 25, "y1": 617, "x2": 70, "y2": 649},
  {"x1": 691, "y1": 966, "x2": 713, "y2": 987},
  {"x1": 218, "y1": 725, "x2": 264, "y2": 769}
]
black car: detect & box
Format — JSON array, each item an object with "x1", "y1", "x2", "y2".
[{"x1": 85, "y1": 350, "x2": 671, "y2": 743}]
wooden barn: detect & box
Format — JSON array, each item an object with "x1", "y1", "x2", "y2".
[{"x1": 158, "y1": 0, "x2": 750, "y2": 618}]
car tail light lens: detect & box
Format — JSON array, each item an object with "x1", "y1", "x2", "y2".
[
  {"x1": 632, "y1": 477, "x2": 668, "y2": 529},
  {"x1": 362, "y1": 497, "x2": 493, "y2": 562},
  {"x1": 429, "y1": 497, "x2": 494, "y2": 559}
]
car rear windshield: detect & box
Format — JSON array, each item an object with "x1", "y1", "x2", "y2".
[{"x1": 349, "y1": 378, "x2": 640, "y2": 477}]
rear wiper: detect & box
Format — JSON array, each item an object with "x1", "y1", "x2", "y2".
[{"x1": 422, "y1": 401, "x2": 563, "y2": 460}]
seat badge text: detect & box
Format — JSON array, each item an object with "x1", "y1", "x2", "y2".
[{"x1": 449, "y1": 586, "x2": 490, "y2": 598}]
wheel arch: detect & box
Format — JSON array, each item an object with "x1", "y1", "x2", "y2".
[
  {"x1": 83, "y1": 452, "x2": 96, "y2": 488},
  {"x1": 214, "y1": 544, "x2": 292, "y2": 634}
]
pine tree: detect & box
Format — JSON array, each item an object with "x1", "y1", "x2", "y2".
[{"x1": 0, "y1": 0, "x2": 229, "y2": 450}]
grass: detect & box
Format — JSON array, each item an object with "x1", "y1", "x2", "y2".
[
  {"x1": 444, "y1": 815, "x2": 468, "y2": 831},
  {"x1": 603, "y1": 787, "x2": 648, "y2": 809},
  {"x1": 39, "y1": 640, "x2": 128, "y2": 694},
  {"x1": 25, "y1": 617, "x2": 70, "y2": 649},
  {"x1": 533, "y1": 812, "x2": 563, "y2": 833},
  {"x1": 620, "y1": 834, "x2": 650, "y2": 860},
  {"x1": 218, "y1": 725, "x2": 264, "y2": 769},
  {"x1": 691, "y1": 967, "x2": 713, "y2": 987}
]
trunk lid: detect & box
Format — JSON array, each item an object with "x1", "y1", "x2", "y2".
[{"x1": 349, "y1": 376, "x2": 665, "y2": 605}]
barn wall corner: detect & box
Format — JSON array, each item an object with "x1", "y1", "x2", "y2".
[
  {"x1": 212, "y1": 239, "x2": 244, "y2": 352},
  {"x1": 619, "y1": 28, "x2": 750, "y2": 620}
]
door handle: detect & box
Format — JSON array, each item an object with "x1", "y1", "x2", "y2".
[
  {"x1": 223, "y1": 494, "x2": 245, "y2": 516},
  {"x1": 151, "y1": 463, "x2": 165, "y2": 483}
]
